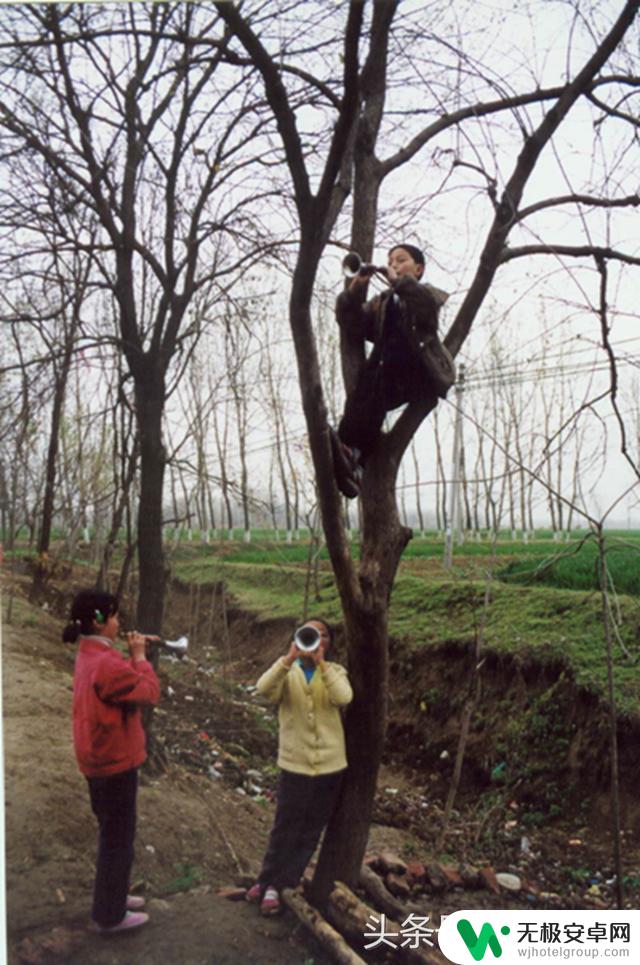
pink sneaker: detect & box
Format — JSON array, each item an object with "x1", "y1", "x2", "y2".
[
  {"x1": 245, "y1": 883, "x2": 262, "y2": 903},
  {"x1": 91, "y1": 911, "x2": 149, "y2": 933},
  {"x1": 260, "y1": 885, "x2": 282, "y2": 916},
  {"x1": 126, "y1": 895, "x2": 146, "y2": 910}
]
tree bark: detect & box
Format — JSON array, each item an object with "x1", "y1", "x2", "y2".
[
  {"x1": 281, "y1": 887, "x2": 367, "y2": 965},
  {"x1": 135, "y1": 368, "x2": 167, "y2": 633}
]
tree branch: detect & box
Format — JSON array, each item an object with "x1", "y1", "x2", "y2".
[
  {"x1": 500, "y1": 244, "x2": 640, "y2": 266},
  {"x1": 214, "y1": 2, "x2": 312, "y2": 213},
  {"x1": 444, "y1": 0, "x2": 640, "y2": 360},
  {"x1": 517, "y1": 192, "x2": 640, "y2": 221}
]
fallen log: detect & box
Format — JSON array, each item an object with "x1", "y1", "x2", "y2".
[
  {"x1": 359, "y1": 863, "x2": 408, "y2": 921},
  {"x1": 327, "y1": 881, "x2": 447, "y2": 965},
  {"x1": 281, "y1": 887, "x2": 367, "y2": 965}
]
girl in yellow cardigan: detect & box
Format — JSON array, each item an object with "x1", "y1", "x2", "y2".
[{"x1": 246, "y1": 618, "x2": 353, "y2": 915}]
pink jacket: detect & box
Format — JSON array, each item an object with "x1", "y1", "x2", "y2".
[{"x1": 73, "y1": 636, "x2": 160, "y2": 778}]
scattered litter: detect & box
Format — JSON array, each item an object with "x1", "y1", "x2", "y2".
[
  {"x1": 496, "y1": 872, "x2": 522, "y2": 892},
  {"x1": 491, "y1": 762, "x2": 507, "y2": 782}
]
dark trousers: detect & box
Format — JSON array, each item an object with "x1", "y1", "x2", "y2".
[
  {"x1": 339, "y1": 367, "x2": 387, "y2": 458},
  {"x1": 258, "y1": 769, "x2": 344, "y2": 893},
  {"x1": 87, "y1": 768, "x2": 138, "y2": 926}
]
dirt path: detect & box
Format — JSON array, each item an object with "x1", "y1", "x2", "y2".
[{"x1": 2, "y1": 585, "x2": 333, "y2": 965}]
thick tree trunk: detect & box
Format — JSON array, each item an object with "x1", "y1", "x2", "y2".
[
  {"x1": 310, "y1": 445, "x2": 410, "y2": 906},
  {"x1": 135, "y1": 374, "x2": 167, "y2": 634},
  {"x1": 309, "y1": 604, "x2": 388, "y2": 908},
  {"x1": 36, "y1": 374, "x2": 66, "y2": 559}
]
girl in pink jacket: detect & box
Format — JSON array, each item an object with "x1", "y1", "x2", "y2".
[{"x1": 63, "y1": 589, "x2": 159, "y2": 934}]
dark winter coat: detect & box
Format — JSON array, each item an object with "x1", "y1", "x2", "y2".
[{"x1": 336, "y1": 275, "x2": 455, "y2": 407}]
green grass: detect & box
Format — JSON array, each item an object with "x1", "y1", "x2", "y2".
[
  {"x1": 389, "y1": 575, "x2": 640, "y2": 710},
  {"x1": 497, "y1": 537, "x2": 640, "y2": 595},
  {"x1": 174, "y1": 557, "x2": 344, "y2": 623},
  {"x1": 11, "y1": 529, "x2": 640, "y2": 717},
  {"x1": 173, "y1": 545, "x2": 640, "y2": 715},
  {"x1": 159, "y1": 863, "x2": 203, "y2": 895}
]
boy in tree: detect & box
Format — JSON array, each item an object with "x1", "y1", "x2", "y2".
[{"x1": 331, "y1": 243, "x2": 455, "y2": 497}]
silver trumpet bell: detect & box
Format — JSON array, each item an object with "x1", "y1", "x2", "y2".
[
  {"x1": 342, "y1": 251, "x2": 364, "y2": 279},
  {"x1": 143, "y1": 634, "x2": 189, "y2": 657},
  {"x1": 341, "y1": 251, "x2": 389, "y2": 282},
  {"x1": 294, "y1": 625, "x2": 321, "y2": 653},
  {"x1": 162, "y1": 635, "x2": 189, "y2": 656}
]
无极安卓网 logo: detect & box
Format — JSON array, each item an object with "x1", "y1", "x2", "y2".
[
  {"x1": 456, "y1": 919, "x2": 511, "y2": 960},
  {"x1": 438, "y1": 909, "x2": 640, "y2": 965}
]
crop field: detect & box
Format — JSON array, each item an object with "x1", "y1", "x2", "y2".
[
  {"x1": 5, "y1": 530, "x2": 640, "y2": 714},
  {"x1": 160, "y1": 530, "x2": 640, "y2": 716}
]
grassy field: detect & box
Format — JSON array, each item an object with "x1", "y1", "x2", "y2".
[
  {"x1": 497, "y1": 537, "x2": 640, "y2": 595},
  {"x1": 7, "y1": 531, "x2": 640, "y2": 713},
  {"x1": 168, "y1": 533, "x2": 640, "y2": 716}
]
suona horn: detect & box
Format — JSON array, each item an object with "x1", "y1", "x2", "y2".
[
  {"x1": 342, "y1": 251, "x2": 389, "y2": 282},
  {"x1": 294, "y1": 625, "x2": 321, "y2": 653},
  {"x1": 141, "y1": 634, "x2": 189, "y2": 657}
]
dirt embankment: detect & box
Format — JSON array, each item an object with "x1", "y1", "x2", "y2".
[{"x1": 386, "y1": 634, "x2": 640, "y2": 832}]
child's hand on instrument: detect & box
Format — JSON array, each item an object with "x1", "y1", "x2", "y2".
[
  {"x1": 127, "y1": 631, "x2": 148, "y2": 662},
  {"x1": 310, "y1": 642, "x2": 326, "y2": 667},
  {"x1": 283, "y1": 640, "x2": 300, "y2": 667}
]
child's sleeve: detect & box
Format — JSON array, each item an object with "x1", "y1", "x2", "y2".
[
  {"x1": 96, "y1": 653, "x2": 160, "y2": 707},
  {"x1": 320, "y1": 663, "x2": 353, "y2": 707},
  {"x1": 393, "y1": 276, "x2": 441, "y2": 334},
  {"x1": 336, "y1": 290, "x2": 378, "y2": 342},
  {"x1": 256, "y1": 657, "x2": 290, "y2": 704}
]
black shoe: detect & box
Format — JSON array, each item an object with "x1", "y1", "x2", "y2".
[{"x1": 329, "y1": 428, "x2": 360, "y2": 499}]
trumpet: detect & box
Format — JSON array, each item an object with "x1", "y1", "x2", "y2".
[
  {"x1": 148, "y1": 634, "x2": 189, "y2": 657},
  {"x1": 342, "y1": 251, "x2": 390, "y2": 283},
  {"x1": 294, "y1": 625, "x2": 321, "y2": 653},
  {"x1": 123, "y1": 632, "x2": 189, "y2": 657}
]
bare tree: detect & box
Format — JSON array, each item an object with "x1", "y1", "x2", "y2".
[
  {"x1": 217, "y1": 0, "x2": 639, "y2": 906},
  {"x1": 0, "y1": 3, "x2": 276, "y2": 630}
]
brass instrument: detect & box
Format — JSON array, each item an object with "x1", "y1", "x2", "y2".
[
  {"x1": 293, "y1": 625, "x2": 321, "y2": 653},
  {"x1": 341, "y1": 251, "x2": 389, "y2": 283},
  {"x1": 122, "y1": 631, "x2": 189, "y2": 657},
  {"x1": 148, "y1": 634, "x2": 188, "y2": 657}
]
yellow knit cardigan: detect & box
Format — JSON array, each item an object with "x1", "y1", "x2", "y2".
[{"x1": 256, "y1": 657, "x2": 353, "y2": 776}]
